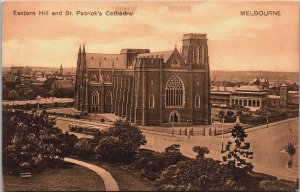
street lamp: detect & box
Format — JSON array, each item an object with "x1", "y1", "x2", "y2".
[
  {"x1": 36, "y1": 95, "x2": 42, "y2": 114},
  {"x1": 221, "y1": 117, "x2": 225, "y2": 152}
]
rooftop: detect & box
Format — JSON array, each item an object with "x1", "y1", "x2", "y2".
[{"x1": 235, "y1": 85, "x2": 264, "y2": 92}]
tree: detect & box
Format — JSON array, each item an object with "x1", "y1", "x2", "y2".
[
  {"x1": 2, "y1": 109, "x2": 78, "y2": 174},
  {"x1": 287, "y1": 142, "x2": 296, "y2": 167},
  {"x1": 40, "y1": 89, "x2": 51, "y2": 104},
  {"x1": 24, "y1": 90, "x2": 36, "y2": 104},
  {"x1": 193, "y1": 146, "x2": 209, "y2": 159},
  {"x1": 9, "y1": 90, "x2": 19, "y2": 107},
  {"x1": 222, "y1": 123, "x2": 253, "y2": 178},
  {"x1": 163, "y1": 144, "x2": 186, "y2": 166},
  {"x1": 94, "y1": 119, "x2": 146, "y2": 163},
  {"x1": 157, "y1": 156, "x2": 236, "y2": 191}
]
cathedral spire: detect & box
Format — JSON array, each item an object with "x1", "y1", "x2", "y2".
[
  {"x1": 83, "y1": 44, "x2": 86, "y2": 53},
  {"x1": 79, "y1": 45, "x2": 81, "y2": 54}
]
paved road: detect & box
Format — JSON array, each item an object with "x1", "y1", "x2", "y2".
[
  {"x1": 64, "y1": 158, "x2": 119, "y2": 191},
  {"x1": 56, "y1": 116, "x2": 299, "y2": 181},
  {"x1": 143, "y1": 118, "x2": 299, "y2": 181}
]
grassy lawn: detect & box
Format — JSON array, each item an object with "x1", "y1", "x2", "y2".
[
  {"x1": 86, "y1": 160, "x2": 156, "y2": 191},
  {"x1": 3, "y1": 164, "x2": 105, "y2": 191}
]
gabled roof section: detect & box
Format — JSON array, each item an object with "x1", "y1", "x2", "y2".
[
  {"x1": 86, "y1": 53, "x2": 126, "y2": 69},
  {"x1": 137, "y1": 50, "x2": 174, "y2": 63},
  {"x1": 54, "y1": 80, "x2": 74, "y2": 89}
]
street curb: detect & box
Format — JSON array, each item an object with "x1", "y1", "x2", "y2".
[{"x1": 64, "y1": 158, "x2": 119, "y2": 191}]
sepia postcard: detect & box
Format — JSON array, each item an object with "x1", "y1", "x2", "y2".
[{"x1": 2, "y1": 1, "x2": 299, "y2": 191}]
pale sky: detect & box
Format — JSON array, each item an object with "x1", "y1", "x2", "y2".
[{"x1": 2, "y1": 1, "x2": 299, "y2": 72}]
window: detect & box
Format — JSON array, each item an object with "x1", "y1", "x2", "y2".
[
  {"x1": 149, "y1": 94, "x2": 155, "y2": 108},
  {"x1": 90, "y1": 57, "x2": 94, "y2": 67},
  {"x1": 195, "y1": 95, "x2": 200, "y2": 108},
  {"x1": 165, "y1": 75, "x2": 184, "y2": 107},
  {"x1": 105, "y1": 91, "x2": 112, "y2": 105},
  {"x1": 172, "y1": 59, "x2": 179, "y2": 67},
  {"x1": 90, "y1": 74, "x2": 97, "y2": 82},
  {"x1": 106, "y1": 75, "x2": 111, "y2": 82},
  {"x1": 92, "y1": 91, "x2": 99, "y2": 105}
]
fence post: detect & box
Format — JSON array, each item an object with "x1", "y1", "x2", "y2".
[
  {"x1": 190, "y1": 128, "x2": 193, "y2": 136},
  {"x1": 179, "y1": 128, "x2": 182, "y2": 135},
  {"x1": 214, "y1": 128, "x2": 217, "y2": 136},
  {"x1": 209, "y1": 127, "x2": 212, "y2": 136},
  {"x1": 184, "y1": 128, "x2": 187, "y2": 135},
  {"x1": 203, "y1": 128, "x2": 206, "y2": 136}
]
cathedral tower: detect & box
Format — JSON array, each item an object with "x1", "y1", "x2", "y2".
[{"x1": 181, "y1": 33, "x2": 209, "y2": 68}]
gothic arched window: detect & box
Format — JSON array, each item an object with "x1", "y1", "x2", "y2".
[
  {"x1": 92, "y1": 91, "x2": 99, "y2": 105},
  {"x1": 90, "y1": 74, "x2": 97, "y2": 82},
  {"x1": 105, "y1": 91, "x2": 112, "y2": 105},
  {"x1": 149, "y1": 94, "x2": 155, "y2": 109},
  {"x1": 165, "y1": 75, "x2": 184, "y2": 107},
  {"x1": 195, "y1": 95, "x2": 200, "y2": 108}
]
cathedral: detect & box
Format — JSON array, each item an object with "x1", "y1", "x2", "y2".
[{"x1": 74, "y1": 33, "x2": 211, "y2": 126}]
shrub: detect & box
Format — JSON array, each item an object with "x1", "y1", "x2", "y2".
[
  {"x1": 131, "y1": 145, "x2": 188, "y2": 181},
  {"x1": 157, "y1": 158, "x2": 236, "y2": 191},
  {"x1": 94, "y1": 119, "x2": 146, "y2": 163},
  {"x1": 133, "y1": 149, "x2": 166, "y2": 180},
  {"x1": 74, "y1": 138, "x2": 98, "y2": 159}
]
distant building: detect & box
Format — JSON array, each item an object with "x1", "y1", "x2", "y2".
[
  {"x1": 268, "y1": 95, "x2": 280, "y2": 106},
  {"x1": 3, "y1": 73, "x2": 21, "y2": 88},
  {"x1": 51, "y1": 79, "x2": 74, "y2": 98},
  {"x1": 211, "y1": 83, "x2": 293, "y2": 111},
  {"x1": 230, "y1": 85, "x2": 267, "y2": 110},
  {"x1": 287, "y1": 91, "x2": 299, "y2": 105},
  {"x1": 10, "y1": 66, "x2": 32, "y2": 75},
  {"x1": 252, "y1": 77, "x2": 269, "y2": 90},
  {"x1": 32, "y1": 77, "x2": 47, "y2": 87},
  {"x1": 59, "y1": 64, "x2": 63, "y2": 75},
  {"x1": 279, "y1": 83, "x2": 288, "y2": 106},
  {"x1": 210, "y1": 86, "x2": 235, "y2": 107}
]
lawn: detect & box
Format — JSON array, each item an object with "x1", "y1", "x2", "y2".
[
  {"x1": 3, "y1": 164, "x2": 105, "y2": 191},
  {"x1": 85, "y1": 160, "x2": 156, "y2": 191}
]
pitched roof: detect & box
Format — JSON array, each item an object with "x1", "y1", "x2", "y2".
[
  {"x1": 236, "y1": 85, "x2": 264, "y2": 92},
  {"x1": 54, "y1": 80, "x2": 74, "y2": 89},
  {"x1": 86, "y1": 53, "x2": 126, "y2": 69},
  {"x1": 137, "y1": 50, "x2": 174, "y2": 62},
  {"x1": 35, "y1": 77, "x2": 47, "y2": 82}
]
